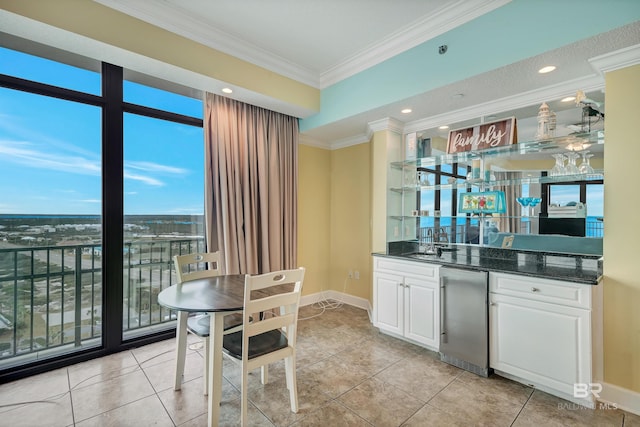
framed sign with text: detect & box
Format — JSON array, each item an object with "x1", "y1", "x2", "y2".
[{"x1": 446, "y1": 117, "x2": 517, "y2": 154}]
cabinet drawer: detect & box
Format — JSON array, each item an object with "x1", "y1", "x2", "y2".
[
  {"x1": 489, "y1": 272, "x2": 591, "y2": 309},
  {"x1": 373, "y1": 256, "x2": 438, "y2": 279}
]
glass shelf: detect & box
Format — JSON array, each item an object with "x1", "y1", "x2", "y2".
[
  {"x1": 389, "y1": 170, "x2": 603, "y2": 192},
  {"x1": 388, "y1": 215, "x2": 544, "y2": 220},
  {"x1": 390, "y1": 130, "x2": 604, "y2": 169}
]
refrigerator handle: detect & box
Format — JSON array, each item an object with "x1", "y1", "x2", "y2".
[{"x1": 440, "y1": 277, "x2": 447, "y2": 343}]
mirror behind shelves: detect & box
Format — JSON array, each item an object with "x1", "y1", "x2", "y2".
[{"x1": 411, "y1": 91, "x2": 604, "y2": 256}]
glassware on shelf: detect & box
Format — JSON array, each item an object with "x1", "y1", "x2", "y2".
[
  {"x1": 565, "y1": 152, "x2": 581, "y2": 176},
  {"x1": 516, "y1": 197, "x2": 531, "y2": 216},
  {"x1": 550, "y1": 153, "x2": 566, "y2": 177},
  {"x1": 528, "y1": 197, "x2": 542, "y2": 217},
  {"x1": 419, "y1": 171, "x2": 430, "y2": 186},
  {"x1": 579, "y1": 151, "x2": 595, "y2": 174},
  {"x1": 404, "y1": 169, "x2": 417, "y2": 186},
  {"x1": 516, "y1": 197, "x2": 531, "y2": 208}
]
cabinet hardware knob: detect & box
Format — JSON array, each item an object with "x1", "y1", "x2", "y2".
[
  {"x1": 531, "y1": 287, "x2": 540, "y2": 292},
  {"x1": 490, "y1": 302, "x2": 496, "y2": 306}
]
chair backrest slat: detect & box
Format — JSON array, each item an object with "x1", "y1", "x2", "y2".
[
  {"x1": 246, "y1": 313, "x2": 295, "y2": 337},
  {"x1": 242, "y1": 267, "x2": 305, "y2": 351},
  {"x1": 173, "y1": 252, "x2": 221, "y2": 284},
  {"x1": 247, "y1": 292, "x2": 299, "y2": 315}
]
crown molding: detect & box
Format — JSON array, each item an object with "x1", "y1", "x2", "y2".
[
  {"x1": 319, "y1": 0, "x2": 511, "y2": 88},
  {"x1": 404, "y1": 74, "x2": 604, "y2": 134},
  {"x1": 95, "y1": 0, "x2": 510, "y2": 90},
  {"x1": 302, "y1": 117, "x2": 406, "y2": 151},
  {"x1": 589, "y1": 43, "x2": 640, "y2": 75},
  {"x1": 299, "y1": 134, "x2": 332, "y2": 149},
  {"x1": 93, "y1": 0, "x2": 320, "y2": 87},
  {"x1": 367, "y1": 117, "x2": 405, "y2": 135},
  {"x1": 330, "y1": 134, "x2": 371, "y2": 150},
  {"x1": 0, "y1": 8, "x2": 316, "y2": 119}
]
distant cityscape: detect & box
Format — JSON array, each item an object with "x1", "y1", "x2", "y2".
[
  {"x1": 0, "y1": 214, "x2": 205, "y2": 360},
  {"x1": 0, "y1": 214, "x2": 205, "y2": 248}
]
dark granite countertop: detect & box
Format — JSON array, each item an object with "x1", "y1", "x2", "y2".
[{"x1": 375, "y1": 244, "x2": 602, "y2": 285}]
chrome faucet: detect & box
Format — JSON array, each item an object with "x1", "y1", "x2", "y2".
[{"x1": 422, "y1": 228, "x2": 437, "y2": 254}]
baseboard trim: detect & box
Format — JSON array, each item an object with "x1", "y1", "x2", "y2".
[
  {"x1": 301, "y1": 290, "x2": 372, "y2": 320},
  {"x1": 599, "y1": 382, "x2": 640, "y2": 416}
]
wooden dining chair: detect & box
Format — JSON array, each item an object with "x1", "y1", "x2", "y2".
[
  {"x1": 222, "y1": 267, "x2": 305, "y2": 426},
  {"x1": 172, "y1": 251, "x2": 244, "y2": 395}
]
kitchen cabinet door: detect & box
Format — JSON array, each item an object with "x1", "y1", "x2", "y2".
[
  {"x1": 490, "y1": 292, "x2": 591, "y2": 397},
  {"x1": 373, "y1": 271, "x2": 404, "y2": 336},
  {"x1": 404, "y1": 276, "x2": 439, "y2": 348}
]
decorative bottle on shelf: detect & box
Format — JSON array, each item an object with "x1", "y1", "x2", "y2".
[
  {"x1": 472, "y1": 159, "x2": 481, "y2": 180},
  {"x1": 536, "y1": 102, "x2": 551, "y2": 140}
]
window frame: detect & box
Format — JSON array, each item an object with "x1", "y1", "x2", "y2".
[{"x1": 0, "y1": 54, "x2": 203, "y2": 382}]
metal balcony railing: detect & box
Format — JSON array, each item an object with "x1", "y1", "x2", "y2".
[
  {"x1": 0, "y1": 238, "x2": 204, "y2": 368},
  {"x1": 418, "y1": 217, "x2": 602, "y2": 247}
]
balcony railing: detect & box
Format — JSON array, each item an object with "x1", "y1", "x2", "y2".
[
  {"x1": 418, "y1": 217, "x2": 602, "y2": 247},
  {"x1": 0, "y1": 238, "x2": 204, "y2": 368}
]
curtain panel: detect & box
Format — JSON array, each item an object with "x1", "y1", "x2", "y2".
[
  {"x1": 204, "y1": 93, "x2": 298, "y2": 274},
  {"x1": 494, "y1": 171, "x2": 522, "y2": 234}
]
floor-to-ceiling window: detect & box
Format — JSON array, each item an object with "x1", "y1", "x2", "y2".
[
  {"x1": 0, "y1": 44, "x2": 203, "y2": 380},
  {"x1": 122, "y1": 80, "x2": 204, "y2": 338}
]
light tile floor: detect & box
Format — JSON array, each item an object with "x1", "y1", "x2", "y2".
[{"x1": 1, "y1": 303, "x2": 638, "y2": 426}]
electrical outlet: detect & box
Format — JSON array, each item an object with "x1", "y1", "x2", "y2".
[
  {"x1": 355, "y1": 270, "x2": 360, "y2": 280},
  {"x1": 348, "y1": 270, "x2": 353, "y2": 279}
]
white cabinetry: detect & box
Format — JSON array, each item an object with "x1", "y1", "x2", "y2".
[
  {"x1": 373, "y1": 256, "x2": 440, "y2": 349},
  {"x1": 489, "y1": 272, "x2": 602, "y2": 406}
]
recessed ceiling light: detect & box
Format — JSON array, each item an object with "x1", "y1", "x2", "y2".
[
  {"x1": 561, "y1": 96, "x2": 576, "y2": 102},
  {"x1": 538, "y1": 65, "x2": 556, "y2": 74},
  {"x1": 222, "y1": 87, "x2": 233, "y2": 94},
  {"x1": 439, "y1": 125, "x2": 449, "y2": 130},
  {"x1": 401, "y1": 108, "x2": 412, "y2": 114}
]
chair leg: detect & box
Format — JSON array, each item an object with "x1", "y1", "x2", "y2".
[
  {"x1": 174, "y1": 311, "x2": 189, "y2": 391},
  {"x1": 203, "y1": 336, "x2": 209, "y2": 395},
  {"x1": 241, "y1": 364, "x2": 249, "y2": 426},
  {"x1": 260, "y1": 364, "x2": 269, "y2": 385},
  {"x1": 284, "y1": 355, "x2": 298, "y2": 413}
]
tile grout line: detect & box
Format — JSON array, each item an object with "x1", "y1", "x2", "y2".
[
  {"x1": 66, "y1": 367, "x2": 76, "y2": 426},
  {"x1": 135, "y1": 348, "x2": 180, "y2": 427},
  {"x1": 509, "y1": 388, "x2": 535, "y2": 427}
]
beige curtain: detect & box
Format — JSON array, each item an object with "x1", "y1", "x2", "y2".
[
  {"x1": 204, "y1": 93, "x2": 298, "y2": 274},
  {"x1": 494, "y1": 171, "x2": 522, "y2": 234}
]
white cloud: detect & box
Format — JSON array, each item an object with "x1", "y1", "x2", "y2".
[
  {"x1": 0, "y1": 139, "x2": 100, "y2": 175},
  {"x1": 124, "y1": 171, "x2": 164, "y2": 186},
  {"x1": 0, "y1": 139, "x2": 179, "y2": 187},
  {"x1": 126, "y1": 160, "x2": 188, "y2": 175}
]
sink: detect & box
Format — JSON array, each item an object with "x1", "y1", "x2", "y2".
[{"x1": 408, "y1": 251, "x2": 441, "y2": 259}]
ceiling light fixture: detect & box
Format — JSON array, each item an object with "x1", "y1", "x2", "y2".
[
  {"x1": 538, "y1": 65, "x2": 556, "y2": 74},
  {"x1": 451, "y1": 93, "x2": 464, "y2": 99},
  {"x1": 561, "y1": 96, "x2": 576, "y2": 102},
  {"x1": 401, "y1": 108, "x2": 412, "y2": 114},
  {"x1": 439, "y1": 125, "x2": 449, "y2": 130},
  {"x1": 222, "y1": 87, "x2": 233, "y2": 94}
]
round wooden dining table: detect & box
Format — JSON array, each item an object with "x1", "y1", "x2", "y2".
[{"x1": 158, "y1": 274, "x2": 246, "y2": 427}]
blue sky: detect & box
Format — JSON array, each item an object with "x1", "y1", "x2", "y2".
[{"x1": 0, "y1": 47, "x2": 204, "y2": 215}]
